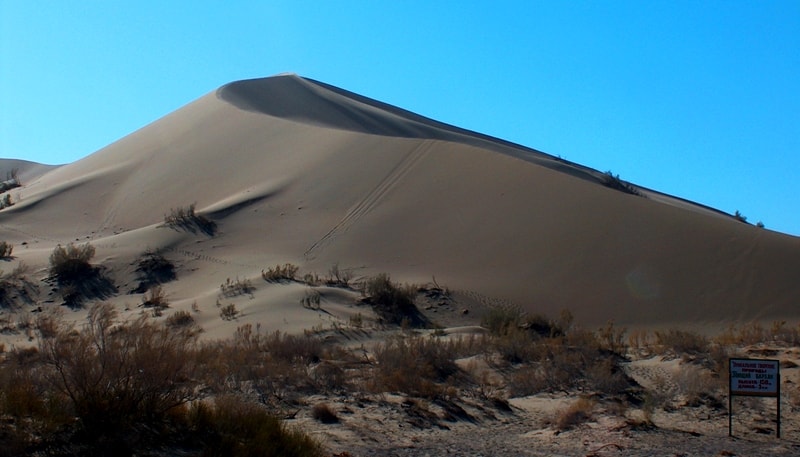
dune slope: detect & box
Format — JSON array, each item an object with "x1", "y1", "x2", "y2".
[{"x1": 1, "y1": 74, "x2": 798, "y2": 329}]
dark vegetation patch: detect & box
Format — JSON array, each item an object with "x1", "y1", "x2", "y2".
[
  {"x1": 132, "y1": 250, "x2": 176, "y2": 293},
  {"x1": 163, "y1": 203, "x2": 217, "y2": 236},
  {"x1": 48, "y1": 243, "x2": 116, "y2": 308}
]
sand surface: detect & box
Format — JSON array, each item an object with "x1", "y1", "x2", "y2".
[{"x1": 2, "y1": 74, "x2": 800, "y2": 455}]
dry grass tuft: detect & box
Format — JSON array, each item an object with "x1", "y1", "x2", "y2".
[{"x1": 554, "y1": 397, "x2": 594, "y2": 431}]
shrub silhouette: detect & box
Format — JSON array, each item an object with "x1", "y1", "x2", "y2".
[
  {"x1": 49, "y1": 243, "x2": 96, "y2": 284},
  {"x1": 363, "y1": 273, "x2": 428, "y2": 327},
  {"x1": 38, "y1": 302, "x2": 200, "y2": 440},
  {"x1": 133, "y1": 250, "x2": 176, "y2": 293},
  {"x1": 0, "y1": 241, "x2": 12, "y2": 259},
  {"x1": 48, "y1": 243, "x2": 115, "y2": 307},
  {"x1": 163, "y1": 203, "x2": 217, "y2": 236}
]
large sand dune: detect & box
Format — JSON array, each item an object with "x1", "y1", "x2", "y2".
[{"x1": 1, "y1": 74, "x2": 798, "y2": 331}]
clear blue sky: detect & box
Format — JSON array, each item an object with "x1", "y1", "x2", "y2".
[{"x1": 2, "y1": 1, "x2": 799, "y2": 235}]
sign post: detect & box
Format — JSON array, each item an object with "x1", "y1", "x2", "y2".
[{"x1": 729, "y1": 358, "x2": 780, "y2": 438}]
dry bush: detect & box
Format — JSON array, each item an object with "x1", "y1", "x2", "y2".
[
  {"x1": 35, "y1": 302, "x2": 200, "y2": 446},
  {"x1": 163, "y1": 203, "x2": 217, "y2": 236},
  {"x1": 0, "y1": 194, "x2": 13, "y2": 210},
  {"x1": 371, "y1": 336, "x2": 462, "y2": 398},
  {"x1": 187, "y1": 396, "x2": 323, "y2": 457},
  {"x1": 201, "y1": 325, "x2": 327, "y2": 406},
  {"x1": 49, "y1": 243, "x2": 115, "y2": 307},
  {"x1": 481, "y1": 305, "x2": 524, "y2": 336},
  {"x1": 326, "y1": 262, "x2": 353, "y2": 287},
  {"x1": 220, "y1": 277, "x2": 255, "y2": 297},
  {"x1": 133, "y1": 250, "x2": 176, "y2": 293},
  {"x1": 311, "y1": 402, "x2": 339, "y2": 423},
  {"x1": 0, "y1": 241, "x2": 12, "y2": 258},
  {"x1": 654, "y1": 329, "x2": 709, "y2": 356},
  {"x1": 492, "y1": 325, "x2": 544, "y2": 364},
  {"x1": 219, "y1": 303, "x2": 239, "y2": 320},
  {"x1": 49, "y1": 242, "x2": 96, "y2": 284},
  {"x1": 166, "y1": 309, "x2": 196, "y2": 328},
  {"x1": 301, "y1": 289, "x2": 321, "y2": 310},
  {"x1": 0, "y1": 263, "x2": 38, "y2": 309},
  {"x1": 596, "y1": 320, "x2": 627, "y2": 355},
  {"x1": 716, "y1": 321, "x2": 800, "y2": 347},
  {"x1": 553, "y1": 397, "x2": 594, "y2": 431},
  {"x1": 262, "y1": 263, "x2": 299, "y2": 282},
  {"x1": 363, "y1": 273, "x2": 428, "y2": 327},
  {"x1": 141, "y1": 285, "x2": 169, "y2": 309}
]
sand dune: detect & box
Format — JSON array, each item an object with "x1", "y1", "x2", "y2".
[{"x1": 1, "y1": 74, "x2": 798, "y2": 334}]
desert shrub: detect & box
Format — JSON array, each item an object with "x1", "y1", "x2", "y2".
[
  {"x1": 187, "y1": 396, "x2": 323, "y2": 457},
  {"x1": 300, "y1": 289, "x2": 321, "y2": 310},
  {"x1": 262, "y1": 263, "x2": 299, "y2": 282},
  {"x1": 37, "y1": 302, "x2": 200, "y2": 440},
  {"x1": 0, "y1": 263, "x2": 38, "y2": 309},
  {"x1": 49, "y1": 243, "x2": 115, "y2": 307},
  {"x1": 141, "y1": 285, "x2": 169, "y2": 309},
  {"x1": 166, "y1": 309, "x2": 196, "y2": 328},
  {"x1": 482, "y1": 305, "x2": 523, "y2": 336},
  {"x1": 163, "y1": 203, "x2": 217, "y2": 236},
  {"x1": 0, "y1": 168, "x2": 20, "y2": 193},
  {"x1": 49, "y1": 242, "x2": 95, "y2": 284},
  {"x1": 0, "y1": 194, "x2": 13, "y2": 210},
  {"x1": 0, "y1": 241, "x2": 12, "y2": 258},
  {"x1": 602, "y1": 170, "x2": 642, "y2": 196},
  {"x1": 133, "y1": 250, "x2": 176, "y2": 293},
  {"x1": 654, "y1": 329, "x2": 708, "y2": 356},
  {"x1": 219, "y1": 303, "x2": 239, "y2": 320},
  {"x1": 326, "y1": 262, "x2": 353, "y2": 287},
  {"x1": 371, "y1": 336, "x2": 462, "y2": 398},
  {"x1": 596, "y1": 320, "x2": 627, "y2": 355},
  {"x1": 492, "y1": 326, "x2": 543, "y2": 364},
  {"x1": 220, "y1": 277, "x2": 255, "y2": 297},
  {"x1": 363, "y1": 273, "x2": 428, "y2": 327},
  {"x1": 311, "y1": 402, "x2": 339, "y2": 424},
  {"x1": 554, "y1": 397, "x2": 594, "y2": 430}
]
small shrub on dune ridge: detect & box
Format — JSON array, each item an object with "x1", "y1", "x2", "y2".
[
  {"x1": 163, "y1": 203, "x2": 217, "y2": 235},
  {"x1": 220, "y1": 276, "x2": 255, "y2": 297},
  {"x1": 262, "y1": 263, "x2": 299, "y2": 282}
]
